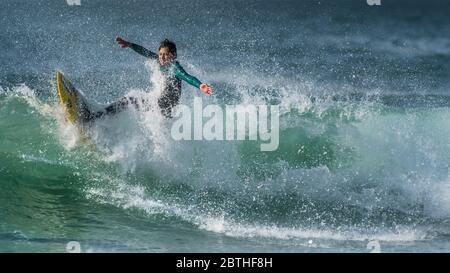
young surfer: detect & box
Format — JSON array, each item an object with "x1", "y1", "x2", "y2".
[{"x1": 95, "y1": 37, "x2": 213, "y2": 118}]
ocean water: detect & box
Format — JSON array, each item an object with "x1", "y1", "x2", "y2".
[{"x1": 1, "y1": 0, "x2": 450, "y2": 253}]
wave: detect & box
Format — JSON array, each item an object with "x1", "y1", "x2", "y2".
[{"x1": 1, "y1": 69, "x2": 450, "y2": 243}]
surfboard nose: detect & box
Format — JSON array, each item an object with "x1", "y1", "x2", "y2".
[{"x1": 56, "y1": 70, "x2": 79, "y2": 124}]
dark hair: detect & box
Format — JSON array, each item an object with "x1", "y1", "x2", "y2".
[{"x1": 159, "y1": 39, "x2": 177, "y2": 57}]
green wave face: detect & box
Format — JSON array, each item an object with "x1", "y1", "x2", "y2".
[{"x1": 1, "y1": 86, "x2": 450, "y2": 252}]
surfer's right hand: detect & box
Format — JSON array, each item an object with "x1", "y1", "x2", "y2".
[{"x1": 116, "y1": 36, "x2": 130, "y2": 48}]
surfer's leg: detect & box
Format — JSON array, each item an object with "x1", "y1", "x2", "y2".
[
  {"x1": 157, "y1": 96, "x2": 174, "y2": 118},
  {"x1": 157, "y1": 91, "x2": 180, "y2": 118},
  {"x1": 92, "y1": 97, "x2": 141, "y2": 119}
]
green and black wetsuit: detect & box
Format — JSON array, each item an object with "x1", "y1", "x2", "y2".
[{"x1": 96, "y1": 42, "x2": 202, "y2": 118}]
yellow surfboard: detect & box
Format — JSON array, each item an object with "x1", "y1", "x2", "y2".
[{"x1": 56, "y1": 71, "x2": 91, "y2": 125}]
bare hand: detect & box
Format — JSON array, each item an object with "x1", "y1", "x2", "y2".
[
  {"x1": 200, "y1": 83, "x2": 213, "y2": 95},
  {"x1": 116, "y1": 36, "x2": 130, "y2": 48}
]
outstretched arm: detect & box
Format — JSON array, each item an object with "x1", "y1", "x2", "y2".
[
  {"x1": 175, "y1": 63, "x2": 213, "y2": 95},
  {"x1": 116, "y1": 36, "x2": 158, "y2": 59}
]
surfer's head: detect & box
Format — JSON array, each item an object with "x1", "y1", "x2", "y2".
[{"x1": 158, "y1": 39, "x2": 177, "y2": 66}]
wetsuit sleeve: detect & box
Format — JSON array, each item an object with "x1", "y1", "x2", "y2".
[
  {"x1": 174, "y1": 63, "x2": 202, "y2": 89},
  {"x1": 129, "y1": 43, "x2": 158, "y2": 59}
]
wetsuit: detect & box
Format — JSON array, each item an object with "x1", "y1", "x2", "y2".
[{"x1": 95, "y1": 42, "x2": 202, "y2": 118}]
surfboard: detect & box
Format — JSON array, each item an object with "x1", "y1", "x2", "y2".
[{"x1": 56, "y1": 71, "x2": 91, "y2": 125}]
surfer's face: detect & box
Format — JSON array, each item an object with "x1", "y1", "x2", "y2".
[{"x1": 159, "y1": 47, "x2": 175, "y2": 66}]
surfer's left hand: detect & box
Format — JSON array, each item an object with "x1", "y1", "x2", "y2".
[{"x1": 200, "y1": 83, "x2": 213, "y2": 95}]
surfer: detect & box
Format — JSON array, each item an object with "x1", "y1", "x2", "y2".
[{"x1": 95, "y1": 37, "x2": 213, "y2": 118}]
